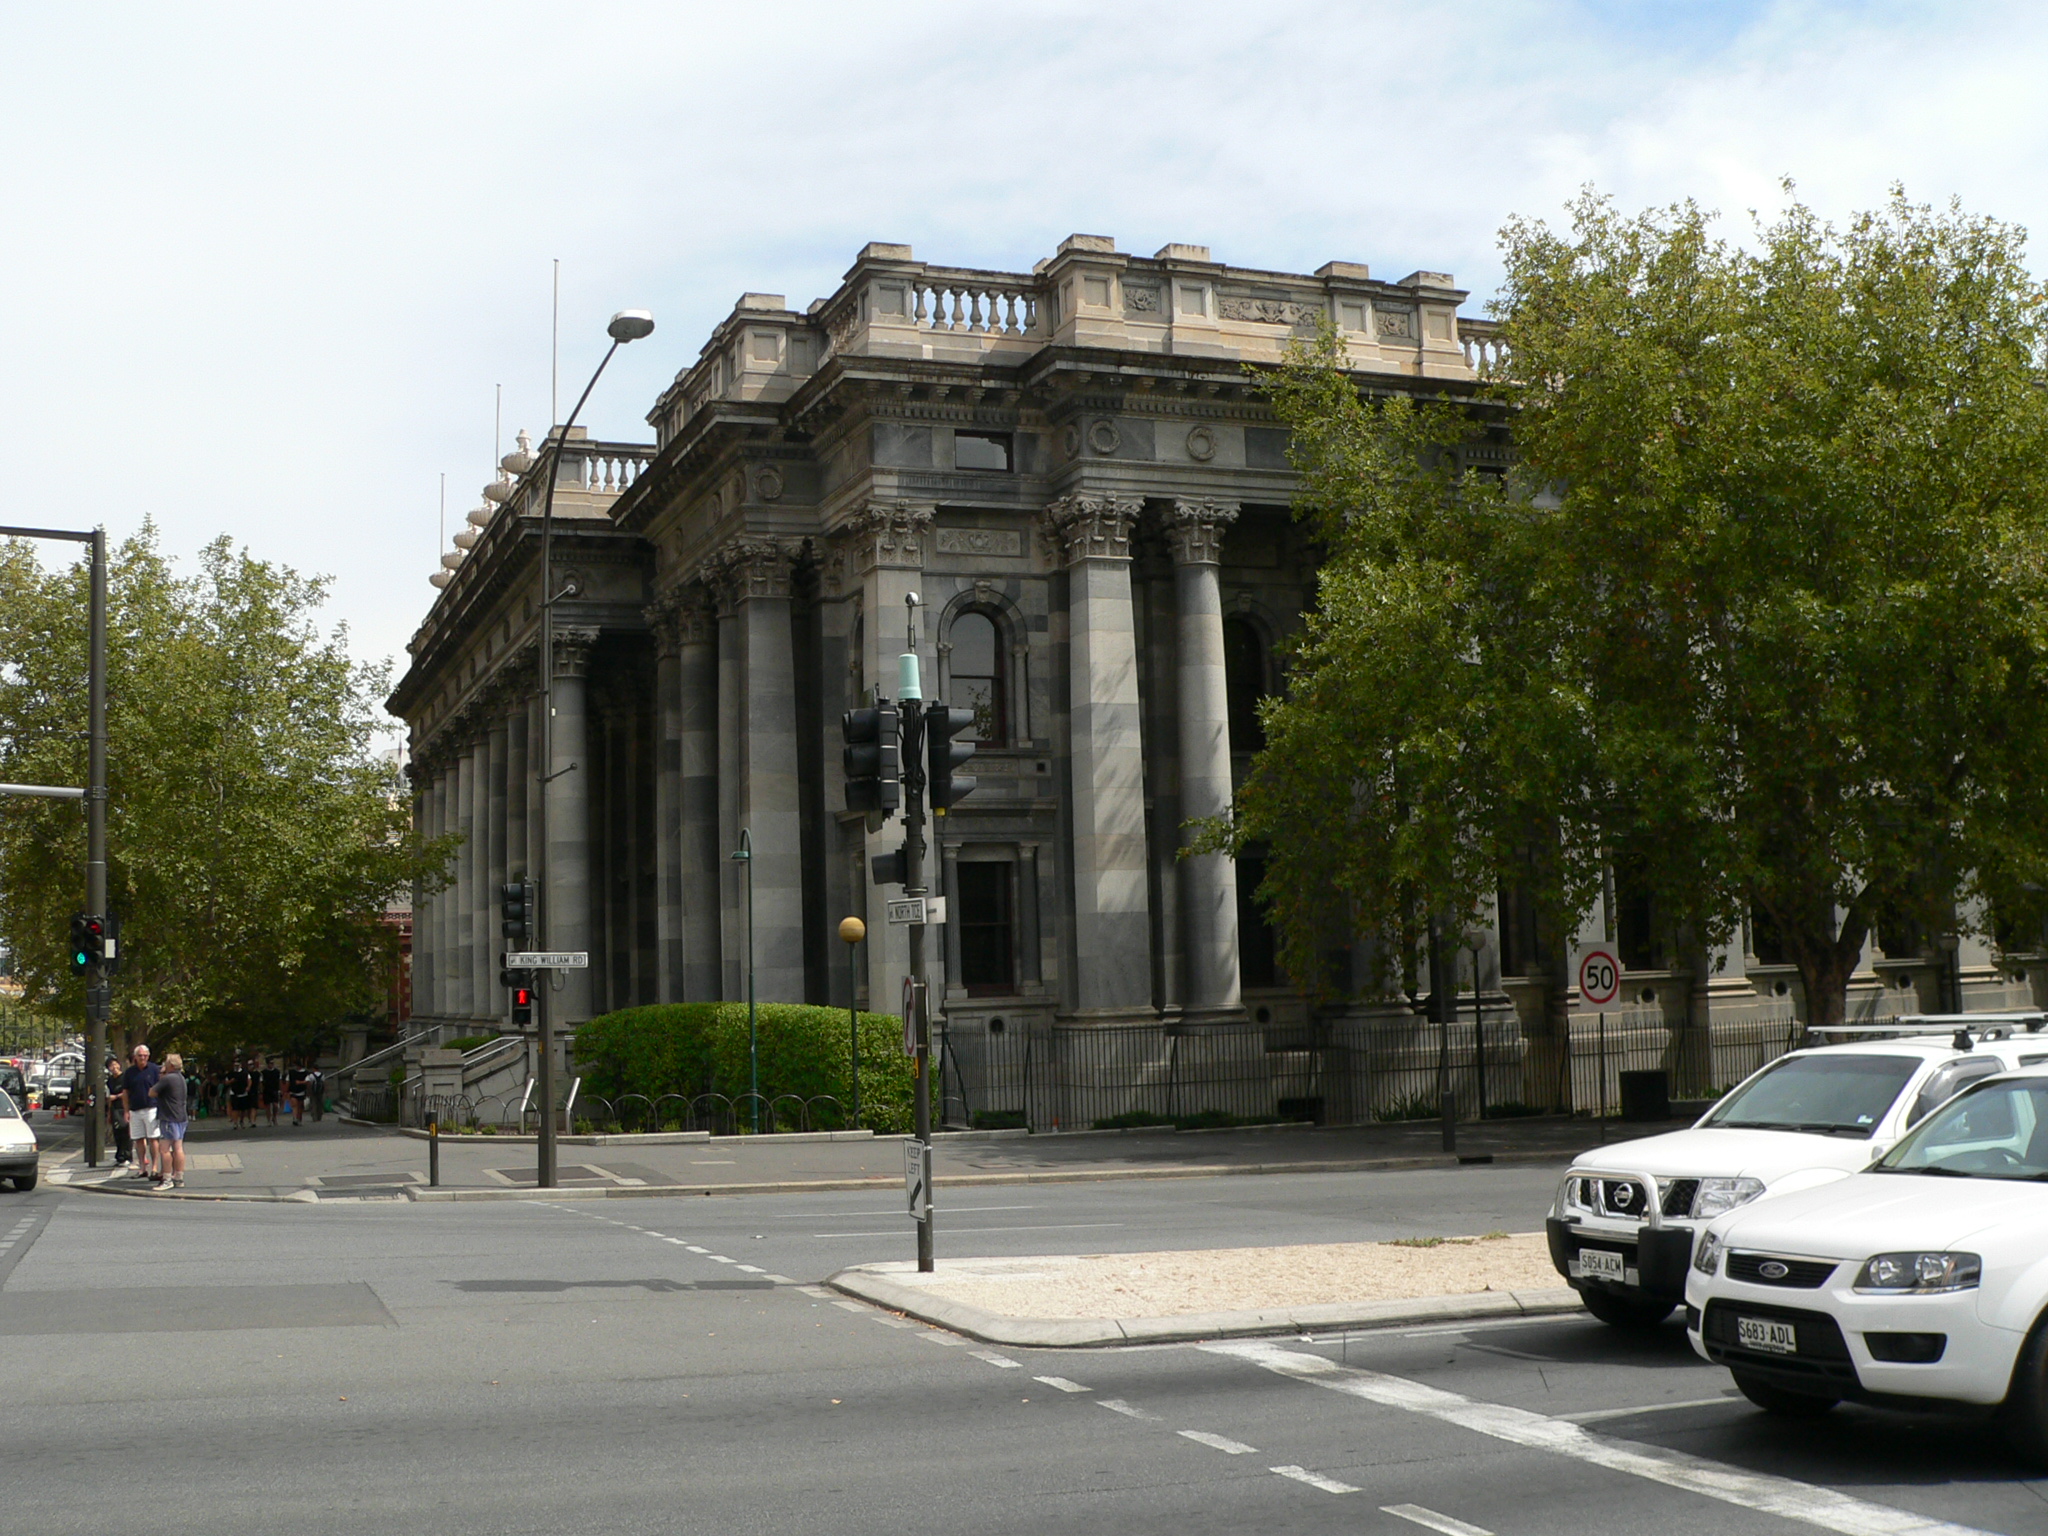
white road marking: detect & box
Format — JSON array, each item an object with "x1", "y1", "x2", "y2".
[
  {"x1": 811, "y1": 1222, "x2": 1125, "y2": 1238},
  {"x1": 1098, "y1": 1399, "x2": 1160, "y2": 1421},
  {"x1": 1205, "y1": 1341, "x2": 1994, "y2": 1536},
  {"x1": 735, "y1": 1264, "x2": 765, "y2": 1274},
  {"x1": 767, "y1": 1204, "x2": 1041, "y2": 1219},
  {"x1": 663, "y1": 1238, "x2": 690, "y2": 1245},
  {"x1": 691, "y1": 1160, "x2": 736, "y2": 1164},
  {"x1": 709, "y1": 1255, "x2": 737, "y2": 1264},
  {"x1": 1561, "y1": 1396, "x2": 1738, "y2": 1424},
  {"x1": 872, "y1": 1316, "x2": 914, "y2": 1328},
  {"x1": 832, "y1": 1300, "x2": 868, "y2": 1313},
  {"x1": 918, "y1": 1333, "x2": 967, "y2": 1346},
  {"x1": 1383, "y1": 1503, "x2": 1492, "y2": 1536},
  {"x1": 1034, "y1": 1376, "x2": 1091, "y2": 1394},
  {"x1": 1271, "y1": 1465, "x2": 1360, "y2": 1494},
  {"x1": 763, "y1": 1274, "x2": 794, "y2": 1284},
  {"x1": 799, "y1": 1286, "x2": 832, "y2": 1298},
  {"x1": 1179, "y1": 1430, "x2": 1258, "y2": 1455},
  {"x1": 970, "y1": 1350, "x2": 1022, "y2": 1368},
  {"x1": 685, "y1": 1246, "x2": 708, "y2": 1254}
]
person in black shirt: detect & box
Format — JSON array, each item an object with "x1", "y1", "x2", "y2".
[
  {"x1": 287, "y1": 1062, "x2": 309, "y2": 1126},
  {"x1": 259, "y1": 1058, "x2": 282, "y2": 1126},
  {"x1": 227, "y1": 1058, "x2": 254, "y2": 1130},
  {"x1": 104, "y1": 1058, "x2": 131, "y2": 1165}
]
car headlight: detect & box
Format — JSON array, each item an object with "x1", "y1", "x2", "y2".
[
  {"x1": 1854, "y1": 1252, "x2": 1981, "y2": 1294},
  {"x1": 1691, "y1": 1176, "x2": 1766, "y2": 1219},
  {"x1": 1693, "y1": 1230, "x2": 1725, "y2": 1277}
]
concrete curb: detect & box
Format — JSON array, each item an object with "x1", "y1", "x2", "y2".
[{"x1": 825, "y1": 1266, "x2": 1586, "y2": 1348}]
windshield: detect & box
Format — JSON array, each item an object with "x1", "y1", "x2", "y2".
[
  {"x1": 1703, "y1": 1053, "x2": 1920, "y2": 1137},
  {"x1": 1877, "y1": 1078, "x2": 2048, "y2": 1179}
]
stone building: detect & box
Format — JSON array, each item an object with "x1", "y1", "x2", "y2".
[{"x1": 387, "y1": 234, "x2": 2031, "y2": 1125}]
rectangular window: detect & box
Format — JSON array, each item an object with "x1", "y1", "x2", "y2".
[
  {"x1": 954, "y1": 431, "x2": 1013, "y2": 472},
  {"x1": 957, "y1": 862, "x2": 1015, "y2": 995}
]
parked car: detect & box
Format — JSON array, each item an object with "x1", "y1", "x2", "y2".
[
  {"x1": 0, "y1": 1089, "x2": 37, "y2": 1190},
  {"x1": 1686, "y1": 1065, "x2": 2048, "y2": 1459},
  {"x1": 41, "y1": 1072, "x2": 75, "y2": 1110},
  {"x1": 1547, "y1": 1014, "x2": 2048, "y2": 1327}
]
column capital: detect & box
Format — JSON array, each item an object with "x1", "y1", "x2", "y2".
[
  {"x1": 1043, "y1": 492, "x2": 1143, "y2": 565},
  {"x1": 1162, "y1": 498, "x2": 1240, "y2": 565},
  {"x1": 551, "y1": 625, "x2": 600, "y2": 680},
  {"x1": 707, "y1": 537, "x2": 800, "y2": 613},
  {"x1": 838, "y1": 500, "x2": 934, "y2": 574},
  {"x1": 646, "y1": 584, "x2": 716, "y2": 655}
]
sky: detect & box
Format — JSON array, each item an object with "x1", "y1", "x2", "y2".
[{"x1": 2, "y1": 0, "x2": 2044, "y2": 727}]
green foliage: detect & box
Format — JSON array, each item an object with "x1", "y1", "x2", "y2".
[
  {"x1": 1375, "y1": 1088, "x2": 1446, "y2": 1122},
  {"x1": 1232, "y1": 185, "x2": 2048, "y2": 1029},
  {"x1": 573, "y1": 1003, "x2": 915, "y2": 1134},
  {"x1": 0, "y1": 524, "x2": 454, "y2": 1056}
]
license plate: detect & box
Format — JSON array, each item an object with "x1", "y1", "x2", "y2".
[
  {"x1": 1737, "y1": 1317, "x2": 1798, "y2": 1355},
  {"x1": 1575, "y1": 1248, "x2": 1626, "y2": 1281}
]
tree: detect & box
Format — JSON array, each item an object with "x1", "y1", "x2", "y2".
[
  {"x1": 0, "y1": 525, "x2": 454, "y2": 1057},
  {"x1": 1199, "y1": 333, "x2": 1604, "y2": 1028},
  {"x1": 1497, "y1": 187, "x2": 2048, "y2": 1028},
  {"x1": 1232, "y1": 186, "x2": 2048, "y2": 1037}
]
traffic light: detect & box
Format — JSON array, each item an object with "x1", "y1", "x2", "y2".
[
  {"x1": 925, "y1": 702, "x2": 979, "y2": 810},
  {"x1": 69, "y1": 913, "x2": 104, "y2": 975},
  {"x1": 870, "y1": 842, "x2": 909, "y2": 887},
  {"x1": 841, "y1": 699, "x2": 900, "y2": 824},
  {"x1": 511, "y1": 982, "x2": 534, "y2": 1026},
  {"x1": 501, "y1": 878, "x2": 532, "y2": 952}
]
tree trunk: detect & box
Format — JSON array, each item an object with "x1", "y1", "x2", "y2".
[{"x1": 1780, "y1": 892, "x2": 1871, "y2": 1035}]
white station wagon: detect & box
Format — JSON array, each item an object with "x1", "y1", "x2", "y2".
[
  {"x1": 1547, "y1": 1016, "x2": 2048, "y2": 1327},
  {"x1": 1687, "y1": 1065, "x2": 2048, "y2": 1460}
]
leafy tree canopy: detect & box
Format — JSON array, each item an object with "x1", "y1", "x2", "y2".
[
  {"x1": 0, "y1": 524, "x2": 453, "y2": 1058},
  {"x1": 1227, "y1": 186, "x2": 2048, "y2": 1029}
]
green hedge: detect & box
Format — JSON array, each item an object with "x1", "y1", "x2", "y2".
[{"x1": 572, "y1": 1003, "x2": 913, "y2": 1133}]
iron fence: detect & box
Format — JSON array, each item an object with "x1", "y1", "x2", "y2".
[{"x1": 931, "y1": 1007, "x2": 1807, "y2": 1133}]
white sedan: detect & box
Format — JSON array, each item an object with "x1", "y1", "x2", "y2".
[
  {"x1": 0, "y1": 1089, "x2": 37, "y2": 1191},
  {"x1": 1686, "y1": 1066, "x2": 2048, "y2": 1461}
]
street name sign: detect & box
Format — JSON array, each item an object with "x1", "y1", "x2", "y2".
[
  {"x1": 1576, "y1": 945, "x2": 1622, "y2": 1007},
  {"x1": 503, "y1": 951, "x2": 589, "y2": 969},
  {"x1": 885, "y1": 897, "x2": 947, "y2": 925}
]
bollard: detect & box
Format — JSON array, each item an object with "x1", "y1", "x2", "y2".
[
  {"x1": 1440, "y1": 1090, "x2": 1456, "y2": 1154},
  {"x1": 428, "y1": 1112, "x2": 440, "y2": 1187}
]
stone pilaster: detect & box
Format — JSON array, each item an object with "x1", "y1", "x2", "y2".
[
  {"x1": 546, "y1": 627, "x2": 599, "y2": 1025},
  {"x1": 1164, "y1": 498, "x2": 1244, "y2": 1023},
  {"x1": 648, "y1": 595, "x2": 686, "y2": 1002},
  {"x1": 1044, "y1": 492, "x2": 1154, "y2": 1018},
  {"x1": 486, "y1": 708, "x2": 510, "y2": 1019}
]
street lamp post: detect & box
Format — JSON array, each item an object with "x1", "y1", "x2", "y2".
[
  {"x1": 839, "y1": 916, "x2": 866, "y2": 1127},
  {"x1": 533, "y1": 308, "x2": 653, "y2": 1189},
  {"x1": 731, "y1": 829, "x2": 757, "y2": 1132}
]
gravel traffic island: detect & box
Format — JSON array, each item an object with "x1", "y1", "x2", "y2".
[{"x1": 830, "y1": 1232, "x2": 1583, "y2": 1348}]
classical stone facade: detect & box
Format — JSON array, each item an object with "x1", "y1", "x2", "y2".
[{"x1": 388, "y1": 234, "x2": 2036, "y2": 1122}]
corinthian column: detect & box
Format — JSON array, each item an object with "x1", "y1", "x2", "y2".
[
  {"x1": 1044, "y1": 492, "x2": 1153, "y2": 1018},
  {"x1": 675, "y1": 589, "x2": 722, "y2": 1002},
  {"x1": 546, "y1": 627, "x2": 599, "y2": 1025},
  {"x1": 711, "y1": 539, "x2": 806, "y2": 1003},
  {"x1": 1165, "y1": 499, "x2": 1244, "y2": 1023}
]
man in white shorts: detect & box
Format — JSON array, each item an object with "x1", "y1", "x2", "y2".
[{"x1": 120, "y1": 1044, "x2": 161, "y2": 1182}]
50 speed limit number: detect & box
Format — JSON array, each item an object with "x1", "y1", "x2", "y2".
[{"x1": 1577, "y1": 945, "x2": 1622, "y2": 1007}]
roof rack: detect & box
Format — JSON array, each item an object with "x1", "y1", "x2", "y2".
[{"x1": 1804, "y1": 1013, "x2": 2047, "y2": 1048}]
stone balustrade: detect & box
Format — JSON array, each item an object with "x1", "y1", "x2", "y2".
[
  {"x1": 902, "y1": 269, "x2": 1043, "y2": 338},
  {"x1": 1459, "y1": 322, "x2": 1509, "y2": 375}
]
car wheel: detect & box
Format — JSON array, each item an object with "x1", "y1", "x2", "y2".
[
  {"x1": 1733, "y1": 1372, "x2": 1838, "y2": 1418},
  {"x1": 1578, "y1": 1287, "x2": 1675, "y2": 1328},
  {"x1": 1998, "y1": 1312, "x2": 2048, "y2": 1467},
  {"x1": 12, "y1": 1172, "x2": 35, "y2": 1192}
]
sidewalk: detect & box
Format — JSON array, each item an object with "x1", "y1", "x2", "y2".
[
  {"x1": 31, "y1": 1108, "x2": 1599, "y2": 1203},
  {"x1": 829, "y1": 1235, "x2": 1585, "y2": 1347}
]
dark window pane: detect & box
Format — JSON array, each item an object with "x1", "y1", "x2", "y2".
[
  {"x1": 955, "y1": 432, "x2": 1012, "y2": 471},
  {"x1": 949, "y1": 611, "x2": 1004, "y2": 744},
  {"x1": 1237, "y1": 854, "x2": 1279, "y2": 989},
  {"x1": 1223, "y1": 617, "x2": 1266, "y2": 751},
  {"x1": 958, "y1": 862, "x2": 1014, "y2": 995}
]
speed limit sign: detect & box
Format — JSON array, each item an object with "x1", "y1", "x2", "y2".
[{"x1": 1577, "y1": 945, "x2": 1622, "y2": 1007}]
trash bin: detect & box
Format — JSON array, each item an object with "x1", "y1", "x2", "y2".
[{"x1": 1618, "y1": 1070, "x2": 1670, "y2": 1122}]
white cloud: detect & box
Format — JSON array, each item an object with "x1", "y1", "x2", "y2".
[{"x1": 1, "y1": 0, "x2": 2043, "y2": 698}]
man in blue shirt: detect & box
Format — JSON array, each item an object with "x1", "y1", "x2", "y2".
[{"x1": 120, "y1": 1045, "x2": 160, "y2": 1183}]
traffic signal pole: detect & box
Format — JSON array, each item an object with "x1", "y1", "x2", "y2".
[
  {"x1": 85, "y1": 528, "x2": 107, "y2": 1165},
  {"x1": 898, "y1": 615, "x2": 934, "y2": 1274}
]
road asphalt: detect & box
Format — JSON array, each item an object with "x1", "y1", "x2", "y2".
[{"x1": 11, "y1": 1110, "x2": 2047, "y2": 1534}]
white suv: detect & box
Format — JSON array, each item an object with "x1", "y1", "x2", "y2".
[
  {"x1": 1547, "y1": 1016, "x2": 2048, "y2": 1328},
  {"x1": 1686, "y1": 1065, "x2": 2048, "y2": 1460}
]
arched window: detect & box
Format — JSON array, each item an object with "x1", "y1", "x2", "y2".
[
  {"x1": 1223, "y1": 616, "x2": 1267, "y2": 752},
  {"x1": 949, "y1": 610, "x2": 1005, "y2": 745}
]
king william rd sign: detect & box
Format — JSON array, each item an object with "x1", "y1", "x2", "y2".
[{"x1": 503, "y1": 952, "x2": 589, "y2": 969}]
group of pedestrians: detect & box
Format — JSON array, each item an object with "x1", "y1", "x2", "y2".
[
  {"x1": 217, "y1": 1057, "x2": 322, "y2": 1128},
  {"x1": 105, "y1": 1044, "x2": 188, "y2": 1190}
]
